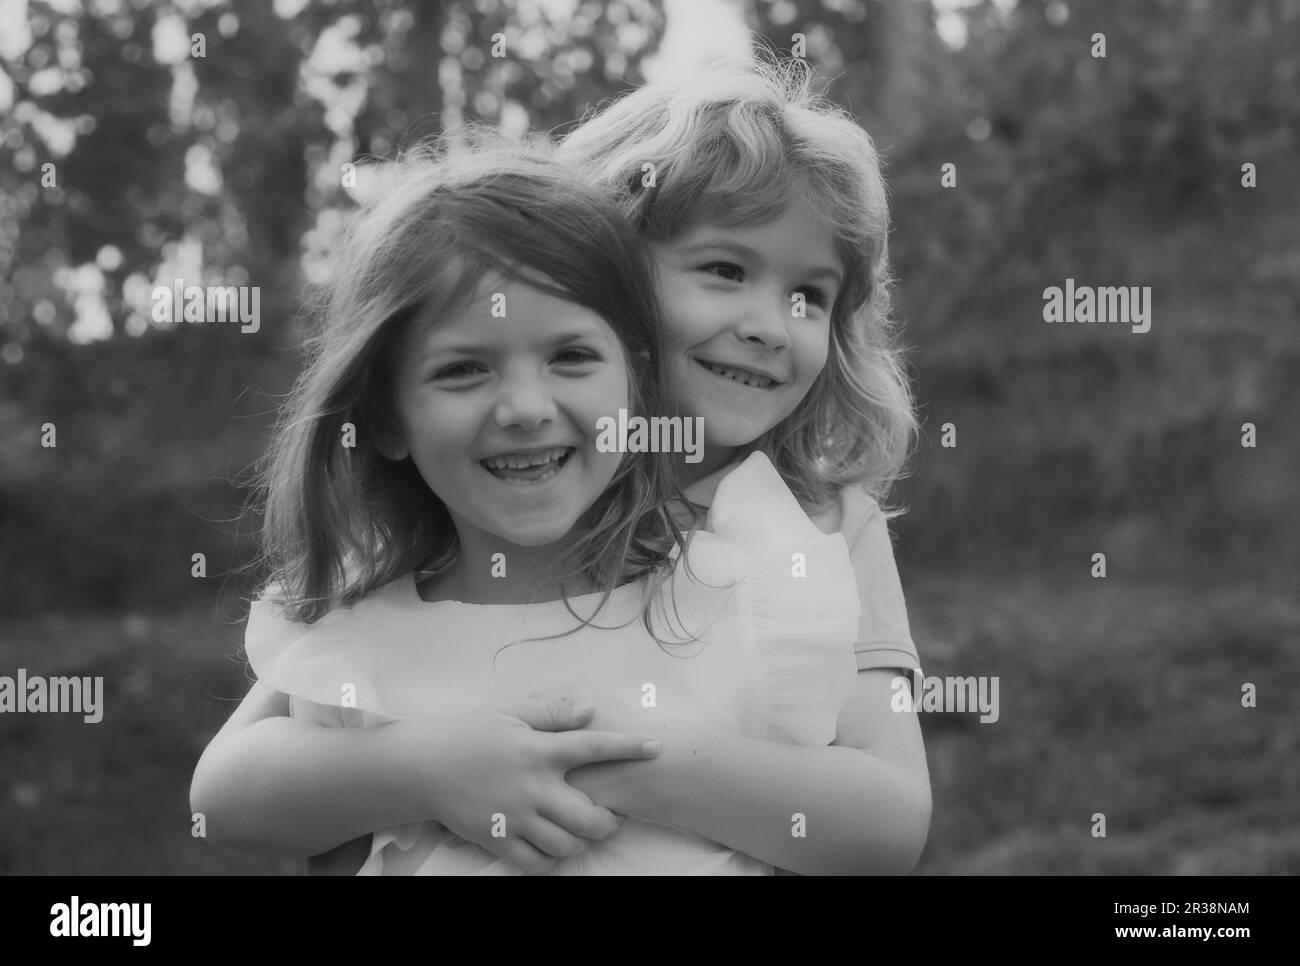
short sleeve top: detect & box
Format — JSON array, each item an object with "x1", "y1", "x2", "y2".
[
  {"x1": 816, "y1": 486, "x2": 920, "y2": 673},
  {"x1": 685, "y1": 462, "x2": 920, "y2": 674}
]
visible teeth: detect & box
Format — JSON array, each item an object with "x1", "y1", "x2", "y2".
[
  {"x1": 703, "y1": 362, "x2": 775, "y2": 388},
  {"x1": 482, "y1": 447, "x2": 569, "y2": 470}
]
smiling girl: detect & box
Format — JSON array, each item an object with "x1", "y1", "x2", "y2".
[
  {"x1": 192, "y1": 138, "x2": 868, "y2": 874},
  {"x1": 193, "y1": 57, "x2": 930, "y2": 875}
]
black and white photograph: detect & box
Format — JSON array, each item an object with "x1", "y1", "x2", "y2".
[{"x1": 0, "y1": 0, "x2": 1295, "y2": 908}]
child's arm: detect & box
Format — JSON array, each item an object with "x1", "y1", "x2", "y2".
[
  {"x1": 568, "y1": 667, "x2": 931, "y2": 875},
  {"x1": 190, "y1": 682, "x2": 661, "y2": 873},
  {"x1": 191, "y1": 681, "x2": 420, "y2": 860}
]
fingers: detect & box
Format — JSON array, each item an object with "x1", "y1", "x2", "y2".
[
  {"x1": 549, "y1": 729, "x2": 661, "y2": 770},
  {"x1": 521, "y1": 818, "x2": 591, "y2": 863},
  {"x1": 494, "y1": 837, "x2": 558, "y2": 876},
  {"x1": 489, "y1": 816, "x2": 599, "y2": 874},
  {"x1": 505, "y1": 692, "x2": 595, "y2": 733},
  {"x1": 541, "y1": 791, "x2": 623, "y2": 842}
]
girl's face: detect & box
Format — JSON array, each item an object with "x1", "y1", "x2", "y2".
[
  {"x1": 387, "y1": 275, "x2": 629, "y2": 549},
  {"x1": 650, "y1": 204, "x2": 843, "y2": 464}
]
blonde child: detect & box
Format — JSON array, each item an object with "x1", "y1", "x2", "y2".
[{"x1": 193, "y1": 58, "x2": 930, "y2": 874}]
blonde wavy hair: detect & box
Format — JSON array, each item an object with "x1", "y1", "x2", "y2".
[{"x1": 556, "y1": 54, "x2": 918, "y2": 514}]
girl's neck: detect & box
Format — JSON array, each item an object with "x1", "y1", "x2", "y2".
[
  {"x1": 418, "y1": 537, "x2": 592, "y2": 605},
  {"x1": 676, "y1": 443, "x2": 743, "y2": 484}
]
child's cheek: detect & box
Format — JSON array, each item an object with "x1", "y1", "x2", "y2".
[
  {"x1": 579, "y1": 373, "x2": 631, "y2": 427},
  {"x1": 803, "y1": 327, "x2": 833, "y2": 383}
]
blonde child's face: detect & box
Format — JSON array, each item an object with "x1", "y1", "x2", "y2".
[
  {"x1": 387, "y1": 275, "x2": 629, "y2": 548},
  {"x1": 650, "y1": 204, "x2": 842, "y2": 462}
]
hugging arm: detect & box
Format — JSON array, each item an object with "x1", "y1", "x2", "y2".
[
  {"x1": 189, "y1": 681, "x2": 425, "y2": 860},
  {"x1": 189, "y1": 680, "x2": 660, "y2": 872},
  {"x1": 568, "y1": 667, "x2": 931, "y2": 875}
]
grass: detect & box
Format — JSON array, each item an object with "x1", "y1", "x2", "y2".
[
  {"x1": 1, "y1": 567, "x2": 1295, "y2": 875},
  {"x1": 1, "y1": 607, "x2": 294, "y2": 875},
  {"x1": 907, "y1": 569, "x2": 1300, "y2": 874}
]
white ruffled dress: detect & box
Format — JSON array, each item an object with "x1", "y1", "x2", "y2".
[{"x1": 243, "y1": 452, "x2": 860, "y2": 875}]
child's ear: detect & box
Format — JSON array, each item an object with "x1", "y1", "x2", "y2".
[{"x1": 374, "y1": 425, "x2": 410, "y2": 462}]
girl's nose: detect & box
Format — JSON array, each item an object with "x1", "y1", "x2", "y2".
[
  {"x1": 732, "y1": 290, "x2": 792, "y2": 351},
  {"x1": 493, "y1": 375, "x2": 558, "y2": 430}
]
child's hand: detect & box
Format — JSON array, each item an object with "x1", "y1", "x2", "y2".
[{"x1": 397, "y1": 693, "x2": 661, "y2": 874}]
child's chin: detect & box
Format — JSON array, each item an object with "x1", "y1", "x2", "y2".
[
  {"x1": 489, "y1": 518, "x2": 576, "y2": 548},
  {"x1": 707, "y1": 419, "x2": 775, "y2": 449}
]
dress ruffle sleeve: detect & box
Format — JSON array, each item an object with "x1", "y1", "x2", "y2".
[
  {"x1": 706, "y1": 453, "x2": 860, "y2": 746},
  {"x1": 242, "y1": 585, "x2": 392, "y2": 721}
]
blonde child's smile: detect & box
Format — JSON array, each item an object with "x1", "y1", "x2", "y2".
[
  {"x1": 652, "y1": 205, "x2": 841, "y2": 458},
  {"x1": 695, "y1": 357, "x2": 784, "y2": 389}
]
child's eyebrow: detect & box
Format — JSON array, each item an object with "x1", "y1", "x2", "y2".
[
  {"x1": 804, "y1": 266, "x2": 844, "y2": 287},
  {"x1": 544, "y1": 327, "x2": 613, "y2": 349},
  {"x1": 676, "y1": 239, "x2": 843, "y2": 286},
  {"x1": 676, "y1": 239, "x2": 764, "y2": 261},
  {"x1": 419, "y1": 341, "x2": 493, "y2": 359},
  {"x1": 419, "y1": 328, "x2": 609, "y2": 361}
]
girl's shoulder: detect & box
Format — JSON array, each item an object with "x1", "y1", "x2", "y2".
[
  {"x1": 808, "y1": 483, "x2": 883, "y2": 542},
  {"x1": 706, "y1": 452, "x2": 879, "y2": 542},
  {"x1": 245, "y1": 572, "x2": 656, "y2": 716},
  {"x1": 244, "y1": 574, "x2": 414, "y2": 646},
  {"x1": 706, "y1": 451, "x2": 813, "y2": 541},
  {"x1": 241, "y1": 574, "x2": 429, "y2": 717},
  {"x1": 696, "y1": 453, "x2": 882, "y2": 541},
  {"x1": 697, "y1": 451, "x2": 860, "y2": 746},
  {"x1": 702, "y1": 451, "x2": 858, "y2": 592}
]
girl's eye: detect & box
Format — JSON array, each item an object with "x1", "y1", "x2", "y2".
[
  {"x1": 702, "y1": 262, "x2": 744, "y2": 282},
  {"x1": 553, "y1": 348, "x2": 601, "y2": 365},
  {"x1": 431, "y1": 361, "x2": 485, "y2": 381}
]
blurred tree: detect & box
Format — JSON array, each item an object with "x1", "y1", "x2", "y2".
[
  {"x1": 1, "y1": 2, "x2": 182, "y2": 341},
  {"x1": 851, "y1": 0, "x2": 1300, "y2": 341},
  {"x1": 0, "y1": 0, "x2": 665, "y2": 614},
  {"x1": 1, "y1": 0, "x2": 666, "y2": 349},
  {"x1": 745, "y1": 0, "x2": 956, "y2": 152}
]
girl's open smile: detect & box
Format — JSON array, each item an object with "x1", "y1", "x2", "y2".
[
  {"x1": 386, "y1": 275, "x2": 628, "y2": 549},
  {"x1": 479, "y1": 445, "x2": 576, "y2": 485}
]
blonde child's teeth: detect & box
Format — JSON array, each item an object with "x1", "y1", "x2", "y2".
[
  {"x1": 704, "y1": 362, "x2": 773, "y2": 388},
  {"x1": 483, "y1": 447, "x2": 569, "y2": 470}
]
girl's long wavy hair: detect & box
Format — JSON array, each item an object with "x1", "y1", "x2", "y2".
[
  {"x1": 252, "y1": 137, "x2": 684, "y2": 624},
  {"x1": 556, "y1": 53, "x2": 919, "y2": 515}
]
